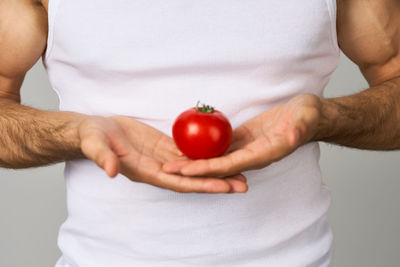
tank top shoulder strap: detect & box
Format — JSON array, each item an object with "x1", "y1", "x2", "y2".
[
  {"x1": 44, "y1": 0, "x2": 62, "y2": 64},
  {"x1": 324, "y1": 0, "x2": 340, "y2": 54}
]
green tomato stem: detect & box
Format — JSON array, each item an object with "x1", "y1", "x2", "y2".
[{"x1": 195, "y1": 100, "x2": 214, "y2": 113}]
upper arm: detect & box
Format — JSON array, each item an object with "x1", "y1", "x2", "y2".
[
  {"x1": 0, "y1": 0, "x2": 48, "y2": 102},
  {"x1": 337, "y1": 0, "x2": 400, "y2": 86}
]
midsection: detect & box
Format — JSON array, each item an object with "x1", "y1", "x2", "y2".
[{"x1": 59, "y1": 141, "x2": 332, "y2": 266}]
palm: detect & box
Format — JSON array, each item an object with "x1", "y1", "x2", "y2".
[
  {"x1": 80, "y1": 116, "x2": 248, "y2": 193},
  {"x1": 162, "y1": 94, "x2": 321, "y2": 177},
  {"x1": 112, "y1": 116, "x2": 189, "y2": 183},
  {"x1": 112, "y1": 116, "x2": 184, "y2": 164}
]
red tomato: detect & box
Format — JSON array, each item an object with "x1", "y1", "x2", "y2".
[{"x1": 172, "y1": 102, "x2": 232, "y2": 159}]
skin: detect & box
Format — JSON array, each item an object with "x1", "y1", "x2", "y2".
[{"x1": 1, "y1": 0, "x2": 399, "y2": 191}]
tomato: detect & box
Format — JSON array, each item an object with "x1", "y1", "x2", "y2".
[{"x1": 172, "y1": 101, "x2": 232, "y2": 159}]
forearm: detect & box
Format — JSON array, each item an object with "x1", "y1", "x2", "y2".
[
  {"x1": 0, "y1": 98, "x2": 88, "y2": 168},
  {"x1": 313, "y1": 76, "x2": 400, "y2": 150}
]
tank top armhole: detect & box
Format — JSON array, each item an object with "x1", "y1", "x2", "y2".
[
  {"x1": 325, "y1": 0, "x2": 340, "y2": 55},
  {"x1": 43, "y1": 0, "x2": 61, "y2": 66}
]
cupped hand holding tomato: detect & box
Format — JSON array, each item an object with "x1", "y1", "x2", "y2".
[
  {"x1": 163, "y1": 94, "x2": 321, "y2": 179},
  {"x1": 172, "y1": 101, "x2": 233, "y2": 159}
]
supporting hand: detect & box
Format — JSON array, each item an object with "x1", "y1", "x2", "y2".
[
  {"x1": 162, "y1": 94, "x2": 321, "y2": 178},
  {"x1": 78, "y1": 116, "x2": 248, "y2": 193}
]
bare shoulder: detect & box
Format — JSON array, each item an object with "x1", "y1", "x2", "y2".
[
  {"x1": 0, "y1": 0, "x2": 46, "y2": 10},
  {"x1": 0, "y1": 0, "x2": 48, "y2": 78},
  {"x1": 336, "y1": 0, "x2": 400, "y2": 85}
]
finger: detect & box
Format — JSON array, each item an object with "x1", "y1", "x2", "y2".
[
  {"x1": 159, "y1": 148, "x2": 188, "y2": 164},
  {"x1": 152, "y1": 135, "x2": 187, "y2": 162},
  {"x1": 225, "y1": 125, "x2": 254, "y2": 154},
  {"x1": 225, "y1": 178, "x2": 248, "y2": 193},
  {"x1": 162, "y1": 159, "x2": 191, "y2": 173},
  {"x1": 119, "y1": 152, "x2": 234, "y2": 194},
  {"x1": 179, "y1": 141, "x2": 263, "y2": 177},
  {"x1": 232, "y1": 173, "x2": 247, "y2": 183},
  {"x1": 163, "y1": 162, "x2": 249, "y2": 193},
  {"x1": 167, "y1": 138, "x2": 184, "y2": 156},
  {"x1": 104, "y1": 153, "x2": 120, "y2": 177},
  {"x1": 81, "y1": 134, "x2": 120, "y2": 178},
  {"x1": 154, "y1": 171, "x2": 234, "y2": 194},
  {"x1": 224, "y1": 174, "x2": 248, "y2": 193},
  {"x1": 180, "y1": 137, "x2": 290, "y2": 177}
]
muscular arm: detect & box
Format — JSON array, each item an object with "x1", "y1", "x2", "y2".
[
  {"x1": 0, "y1": 0, "x2": 86, "y2": 168},
  {"x1": 313, "y1": 0, "x2": 400, "y2": 150}
]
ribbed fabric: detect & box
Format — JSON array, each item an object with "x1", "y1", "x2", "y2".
[{"x1": 44, "y1": 0, "x2": 340, "y2": 266}]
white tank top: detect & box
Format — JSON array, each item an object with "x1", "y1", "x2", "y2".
[{"x1": 44, "y1": 1, "x2": 339, "y2": 266}]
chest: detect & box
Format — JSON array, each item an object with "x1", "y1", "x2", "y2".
[{"x1": 48, "y1": 0, "x2": 337, "y2": 71}]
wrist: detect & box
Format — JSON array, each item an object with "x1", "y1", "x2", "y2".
[
  {"x1": 311, "y1": 97, "x2": 339, "y2": 142},
  {"x1": 61, "y1": 112, "x2": 93, "y2": 159}
]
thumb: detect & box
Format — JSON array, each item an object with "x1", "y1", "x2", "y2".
[{"x1": 80, "y1": 133, "x2": 120, "y2": 178}]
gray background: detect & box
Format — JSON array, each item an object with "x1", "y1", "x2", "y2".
[{"x1": 1, "y1": 53, "x2": 399, "y2": 267}]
